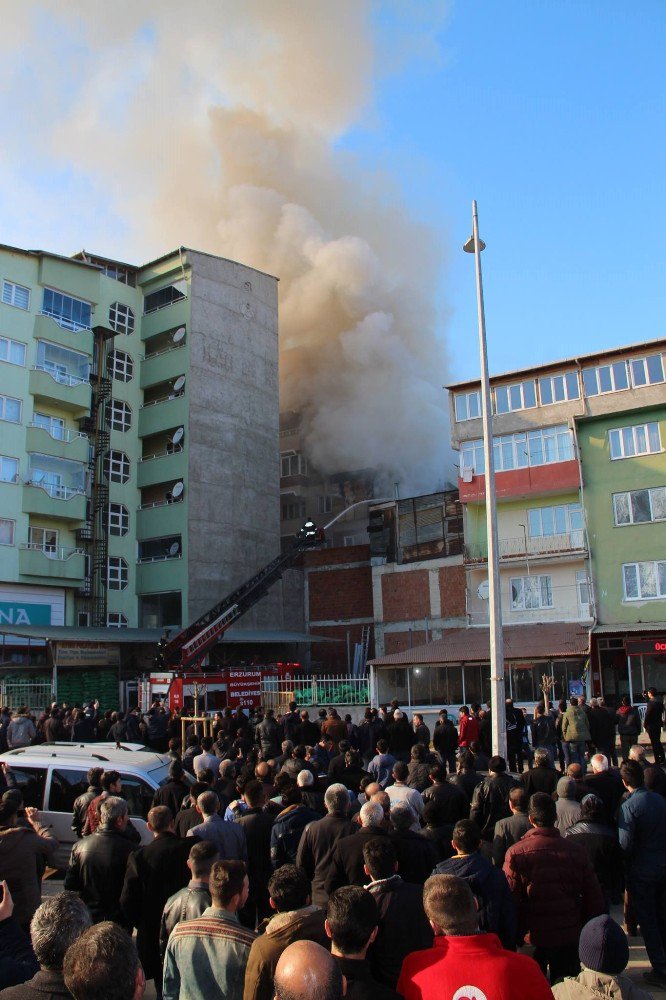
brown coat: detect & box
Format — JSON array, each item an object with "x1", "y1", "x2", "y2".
[
  {"x1": 321, "y1": 717, "x2": 347, "y2": 747},
  {"x1": 0, "y1": 824, "x2": 58, "y2": 926},
  {"x1": 243, "y1": 905, "x2": 328, "y2": 1000}
]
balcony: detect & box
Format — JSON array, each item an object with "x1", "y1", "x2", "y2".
[
  {"x1": 464, "y1": 530, "x2": 588, "y2": 565},
  {"x1": 140, "y1": 297, "x2": 189, "y2": 341},
  {"x1": 137, "y1": 498, "x2": 186, "y2": 537},
  {"x1": 22, "y1": 483, "x2": 87, "y2": 523},
  {"x1": 32, "y1": 314, "x2": 94, "y2": 355},
  {"x1": 19, "y1": 545, "x2": 86, "y2": 585},
  {"x1": 138, "y1": 394, "x2": 187, "y2": 437},
  {"x1": 25, "y1": 425, "x2": 89, "y2": 464},
  {"x1": 29, "y1": 367, "x2": 91, "y2": 415},
  {"x1": 136, "y1": 555, "x2": 185, "y2": 593},
  {"x1": 140, "y1": 344, "x2": 187, "y2": 389},
  {"x1": 137, "y1": 448, "x2": 186, "y2": 489}
]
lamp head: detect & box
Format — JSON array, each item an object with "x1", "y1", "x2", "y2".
[{"x1": 463, "y1": 235, "x2": 486, "y2": 253}]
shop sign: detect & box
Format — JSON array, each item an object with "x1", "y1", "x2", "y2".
[
  {"x1": 0, "y1": 602, "x2": 52, "y2": 626},
  {"x1": 626, "y1": 638, "x2": 666, "y2": 656},
  {"x1": 227, "y1": 670, "x2": 261, "y2": 709},
  {"x1": 55, "y1": 642, "x2": 121, "y2": 667}
]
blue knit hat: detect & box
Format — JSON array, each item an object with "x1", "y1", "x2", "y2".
[{"x1": 579, "y1": 915, "x2": 629, "y2": 975}]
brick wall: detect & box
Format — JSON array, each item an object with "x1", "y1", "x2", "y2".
[
  {"x1": 308, "y1": 565, "x2": 373, "y2": 621},
  {"x1": 309, "y1": 623, "x2": 372, "y2": 672},
  {"x1": 381, "y1": 569, "x2": 430, "y2": 621},
  {"x1": 383, "y1": 630, "x2": 419, "y2": 655},
  {"x1": 439, "y1": 564, "x2": 466, "y2": 618}
]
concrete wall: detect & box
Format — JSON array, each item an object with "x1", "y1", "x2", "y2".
[{"x1": 186, "y1": 252, "x2": 280, "y2": 626}]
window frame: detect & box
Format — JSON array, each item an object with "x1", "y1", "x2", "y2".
[
  {"x1": 108, "y1": 302, "x2": 136, "y2": 336},
  {"x1": 104, "y1": 450, "x2": 130, "y2": 484},
  {"x1": 41, "y1": 288, "x2": 92, "y2": 332},
  {"x1": 538, "y1": 371, "x2": 580, "y2": 405},
  {"x1": 2, "y1": 280, "x2": 31, "y2": 310},
  {"x1": 33, "y1": 412, "x2": 66, "y2": 440},
  {"x1": 582, "y1": 360, "x2": 630, "y2": 397},
  {"x1": 494, "y1": 379, "x2": 537, "y2": 415},
  {"x1": 0, "y1": 394, "x2": 22, "y2": 424},
  {"x1": 510, "y1": 574, "x2": 554, "y2": 611},
  {"x1": 623, "y1": 561, "x2": 666, "y2": 601},
  {"x1": 630, "y1": 354, "x2": 665, "y2": 388},
  {"x1": 613, "y1": 486, "x2": 666, "y2": 526},
  {"x1": 280, "y1": 452, "x2": 308, "y2": 478},
  {"x1": 0, "y1": 336, "x2": 26, "y2": 367},
  {"x1": 0, "y1": 455, "x2": 19, "y2": 483},
  {"x1": 106, "y1": 556, "x2": 129, "y2": 591},
  {"x1": 0, "y1": 518, "x2": 15, "y2": 545},
  {"x1": 527, "y1": 502, "x2": 583, "y2": 537},
  {"x1": 107, "y1": 349, "x2": 134, "y2": 383},
  {"x1": 106, "y1": 399, "x2": 132, "y2": 433},
  {"x1": 454, "y1": 390, "x2": 481, "y2": 422},
  {"x1": 609, "y1": 422, "x2": 662, "y2": 460},
  {"x1": 107, "y1": 612, "x2": 128, "y2": 628},
  {"x1": 29, "y1": 526, "x2": 59, "y2": 554},
  {"x1": 107, "y1": 502, "x2": 130, "y2": 536}
]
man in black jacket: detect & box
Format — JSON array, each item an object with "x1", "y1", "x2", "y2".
[
  {"x1": 433, "y1": 711, "x2": 458, "y2": 774},
  {"x1": 363, "y1": 838, "x2": 433, "y2": 990},
  {"x1": 325, "y1": 801, "x2": 388, "y2": 895},
  {"x1": 522, "y1": 748, "x2": 559, "y2": 798},
  {"x1": 152, "y1": 760, "x2": 190, "y2": 815},
  {"x1": 71, "y1": 768, "x2": 103, "y2": 838},
  {"x1": 64, "y1": 797, "x2": 137, "y2": 927},
  {"x1": 296, "y1": 783, "x2": 356, "y2": 908},
  {"x1": 388, "y1": 803, "x2": 437, "y2": 885},
  {"x1": 325, "y1": 887, "x2": 400, "y2": 999},
  {"x1": 423, "y1": 765, "x2": 469, "y2": 824},
  {"x1": 237, "y1": 779, "x2": 274, "y2": 927},
  {"x1": 470, "y1": 756, "x2": 517, "y2": 841},
  {"x1": 120, "y1": 806, "x2": 190, "y2": 994},
  {"x1": 491, "y1": 787, "x2": 531, "y2": 868},
  {"x1": 645, "y1": 688, "x2": 665, "y2": 765},
  {"x1": 293, "y1": 710, "x2": 320, "y2": 747}
]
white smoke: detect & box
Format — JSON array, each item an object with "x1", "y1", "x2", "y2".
[{"x1": 1, "y1": 1, "x2": 452, "y2": 493}]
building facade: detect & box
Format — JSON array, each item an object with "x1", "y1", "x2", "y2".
[{"x1": 0, "y1": 243, "x2": 280, "y2": 663}]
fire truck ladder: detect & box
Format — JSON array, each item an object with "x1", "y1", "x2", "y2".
[{"x1": 162, "y1": 521, "x2": 325, "y2": 669}]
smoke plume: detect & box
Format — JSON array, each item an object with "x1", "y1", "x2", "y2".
[{"x1": 1, "y1": 1, "x2": 451, "y2": 493}]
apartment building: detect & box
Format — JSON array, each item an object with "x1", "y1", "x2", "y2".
[
  {"x1": 0, "y1": 242, "x2": 280, "y2": 663},
  {"x1": 444, "y1": 336, "x2": 666, "y2": 703}
]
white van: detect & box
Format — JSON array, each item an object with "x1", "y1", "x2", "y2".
[{"x1": 0, "y1": 743, "x2": 188, "y2": 869}]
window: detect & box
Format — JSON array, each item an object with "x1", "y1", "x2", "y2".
[
  {"x1": 2, "y1": 280, "x2": 30, "y2": 310},
  {"x1": 119, "y1": 776, "x2": 156, "y2": 820},
  {"x1": 107, "y1": 503, "x2": 129, "y2": 536},
  {"x1": 461, "y1": 425, "x2": 574, "y2": 475},
  {"x1": 282, "y1": 500, "x2": 306, "y2": 520},
  {"x1": 630, "y1": 354, "x2": 664, "y2": 388},
  {"x1": 108, "y1": 302, "x2": 135, "y2": 335},
  {"x1": 36, "y1": 341, "x2": 90, "y2": 385},
  {"x1": 511, "y1": 575, "x2": 554, "y2": 610},
  {"x1": 47, "y1": 769, "x2": 88, "y2": 812},
  {"x1": 609, "y1": 422, "x2": 661, "y2": 460},
  {"x1": 494, "y1": 379, "x2": 537, "y2": 414},
  {"x1": 528, "y1": 503, "x2": 583, "y2": 537},
  {"x1": 107, "y1": 349, "x2": 134, "y2": 382},
  {"x1": 582, "y1": 361, "x2": 629, "y2": 396},
  {"x1": 29, "y1": 527, "x2": 58, "y2": 555},
  {"x1": 614, "y1": 486, "x2": 666, "y2": 526},
  {"x1": 0, "y1": 337, "x2": 26, "y2": 366},
  {"x1": 318, "y1": 496, "x2": 333, "y2": 514},
  {"x1": 454, "y1": 390, "x2": 481, "y2": 421},
  {"x1": 143, "y1": 281, "x2": 187, "y2": 314},
  {"x1": 0, "y1": 519, "x2": 15, "y2": 545},
  {"x1": 138, "y1": 535, "x2": 181, "y2": 562},
  {"x1": 0, "y1": 456, "x2": 19, "y2": 483},
  {"x1": 106, "y1": 400, "x2": 132, "y2": 432},
  {"x1": 2, "y1": 767, "x2": 45, "y2": 808},
  {"x1": 576, "y1": 570, "x2": 591, "y2": 616},
  {"x1": 106, "y1": 556, "x2": 128, "y2": 590},
  {"x1": 107, "y1": 613, "x2": 128, "y2": 628},
  {"x1": 104, "y1": 450, "x2": 130, "y2": 484},
  {"x1": 280, "y1": 452, "x2": 308, "y2": 477},
  {"x1": 539, "y1": 371, "x2": 580, "y2": 405},
  {"x1": 140, "y1": 592, "x2": 182, "y2": 629},
  {"x1": 42, "y1": 289, "x2": 92, "y2": 332},
  {"x1": 33, "y1": 413, "x2": 66, "y2": 440},
  {"x1": 0, "y1": 395, "x2": 21, "y2": 423},
  {"x1": 623, "y1": 561, "x2": 666, "y2": 601}
]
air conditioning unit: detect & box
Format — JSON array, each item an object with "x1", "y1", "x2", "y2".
[{"x1": 461, "y1": 467, "x2": 474, "y2": 483}]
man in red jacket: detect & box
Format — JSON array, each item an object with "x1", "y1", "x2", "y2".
[
  {"x1": 503, "y1": 791, "x2": 605, "y2": 984},
  {"x1": 397, "y1": 874, "x2": 552, "y2": 999},
  {"x1": 458, "y1": 706, "x2": 479, "y2": 748}
]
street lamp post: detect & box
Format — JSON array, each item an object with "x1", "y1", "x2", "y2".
[{"x1": 463, "y1": 201, "x2": 507, "y2": 759}]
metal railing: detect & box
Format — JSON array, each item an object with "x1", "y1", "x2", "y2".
[
  {"x1": 21, "y1": 543, "x2": 84, "y2": 560},
  {"x1": 39, "y1": 310, "x2": 91, "y2": 333},
  {"x1": 464, "y1": 530, "x2": 587, "y2": 563},
  {"x1": 28, "y1": 422, "x2": 88, "y2": 444},
  {"x1": 137, "y1": 497, "x2": 184, "y2": 510},
  {"x1": 139, "y1": 392, "x2": 184, "y2": 409},
  {"x1": 25, "y1": 480, "x2": 86, "y2": 500},
  {"x1": 261, "y1": 675, "x2": 370, "y2": 710},
  {"x1": 142, "y1": 295, "x2": 188, "y2": 316},
  {"x1": 0, "y1": 679, "x2": 54, "y2": 714},
  {"x1": 143, "y1": 343, "x2": 186, "y2": 361},
  {"x1": 33, "y1": 364, "x2": 89, "y2": 387},
  {"x1": 139, "y1": 445, "x2": 183, "y2": 462},
  {"x1": 137, "y1": 553, "x2": 182, "y2": 564}
]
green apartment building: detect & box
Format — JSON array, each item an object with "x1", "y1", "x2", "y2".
[{"x1": 0, "y1": 242, "x2": 281, "y2": 685}]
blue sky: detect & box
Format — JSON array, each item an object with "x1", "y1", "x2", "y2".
[{"x1": 355, "y1": 1, "x2": 666, "y2": 384}]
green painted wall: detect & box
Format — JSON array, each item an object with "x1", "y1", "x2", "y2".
[
  {"x1": 578, "y1": 406, "x2": 666, "y2": 624},
  {"x1": 465, "y1": 490, "x2": 581, "y2": 554}
]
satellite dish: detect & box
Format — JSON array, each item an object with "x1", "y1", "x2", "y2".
[
  {"x1": 172, "y1": 327, "x2": 186, "y2": 344},
  {"x1": 173, "y1": 375, "x2": 186, "y2": 393},
  {"x1": 171, "y1": 481, "x2": 184, "y2": 499},
  {"x1": 477, "y1": 579, "x2": 490, "y2": 601},
  {"x1": 168, "y1": 541, "x2": 180, "y2": 557},
  {"x1": 171, "y1": 427, "x2": 184, "y2": 445}
]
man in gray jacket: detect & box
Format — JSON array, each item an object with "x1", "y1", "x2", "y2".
[{"x1": 186, "y1": 791, "x2": 248, "y2": 861}]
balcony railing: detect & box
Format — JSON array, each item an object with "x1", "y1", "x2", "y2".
[
  {"x1": 143, "y1": 343, "x2": 186, "y2": 361},
  {"x1": 464, "y1": 529, "x2": 587, "y2": 564},
  {"x1": 39, "y1": 310, "x2": 91, "y2": 333},
  {"x1": 140, "y1": 392, "x2": 185, "y2": 409},
  {"x1": 137, "y1": 553, "x2": 182, "y2": 564},
  {"x1": 25, "y1": 480, "x2": 86, "y2": 501},
  {"x1": 21, "y1": 543, "x2": 85, "y2": 560},
  {"x1": 32, "y1": 365, "x2": 88, "y2": 387},
  {"x1": 28, "y1": 422, "x2": 88, "y2": 444},
  {"x1": 139, "y1": 445, "x2": 183, "y2": 462},
  {"x1": 137, "y1": 496, "x2": 184, "y2": 511}
]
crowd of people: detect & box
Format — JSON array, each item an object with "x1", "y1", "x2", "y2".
[{"x1": 0, "y1": 691, "x2": 665, "y2": 999}]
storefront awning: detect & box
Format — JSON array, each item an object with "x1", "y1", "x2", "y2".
[
  {"x1": 593, "y1": 622, "x2": 666, "y2": 635},
  {"x1": 368, "y1": 622, "x2": 590, "y2": 668},
  {"x1": 0, "y1": 625, "x2": 338, "y2": 644}
]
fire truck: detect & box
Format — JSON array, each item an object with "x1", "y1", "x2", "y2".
[{"x1": 142, "y1": 520, "x2": 324, "y2": 711}]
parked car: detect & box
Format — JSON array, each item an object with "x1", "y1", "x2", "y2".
[{"x1": 0, "y1": 743, "x2": 190, "y2": 869}]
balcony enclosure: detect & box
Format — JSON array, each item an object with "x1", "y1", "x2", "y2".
[
  {"x1": 27, "y1": 454, "x2": 86, "y2": 499},
  {"x1": 137, "y1": 535, "x2": 182, "y2": 563},
  {"x1": 35, "y1": 341, "x2": 90, "y2": 385}
]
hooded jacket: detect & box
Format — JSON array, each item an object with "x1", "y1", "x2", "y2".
[
  {"x1": 552, "y1": 967, "x2": 653, "y2": 1000},
  {"x1": 269, "y1": 803, "x2": 320, "y2": 869},
  {"x1": 243, "y1": 905, "x2": 328, "y2": 1000},
  {"x1": 562, "y1": 706, "x2": 591, "y2": 743},
  {"x1": 616, "y1": 705, "x2": 641, "y2": 738},
  {"x1": 432, "y1": 851, "x2": 516, "y2": 950},
  {"x1": 6, "y1": 716, "x2": 35, "y2": 750}
]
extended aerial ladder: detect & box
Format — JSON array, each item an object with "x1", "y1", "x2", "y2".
[{"x1": 158, "y1": 520, "x2": 325, "y2": 670}]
